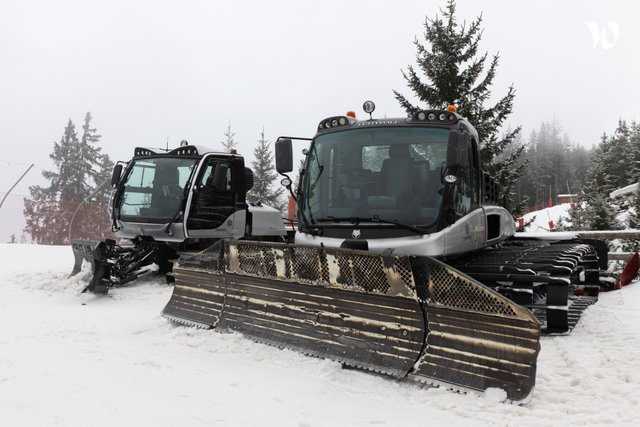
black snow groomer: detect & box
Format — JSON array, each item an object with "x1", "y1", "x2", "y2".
[{"x1": 163, "y1": 240, "x2": 540, "y2": 403}]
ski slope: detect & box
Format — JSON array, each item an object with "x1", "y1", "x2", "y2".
[
  {"x1": 1, "y1": 243, "x2": 639, "y2": 427},
  {"x1": 522, "y1": 203, "x2": 573, "y2": 232}
]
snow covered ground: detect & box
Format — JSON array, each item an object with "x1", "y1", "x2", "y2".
[
  {"x1": 1, "y1": 244, "x2": 639, "y2": 427},
  {"x1": 522, "y1": 203, "x2": 573, "y2": 232}
]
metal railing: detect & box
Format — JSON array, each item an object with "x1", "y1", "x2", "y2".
[{"x1": 575, "y1": 230, "x2": 640, "y2": 262}]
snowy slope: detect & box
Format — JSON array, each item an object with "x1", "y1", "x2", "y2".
[
  {"x1": 1, "y1": 244, "x2": 639, "y2": 426},
  {"x1": 522, "y1": 203, "x2": 573, "y2": 232}
]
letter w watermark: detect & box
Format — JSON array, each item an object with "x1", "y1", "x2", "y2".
[{"x1": 585, "y1": 21, "x2": 620, "y2": 50}]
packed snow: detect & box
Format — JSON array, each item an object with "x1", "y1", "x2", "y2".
[
  {"x1": 522, "y1": 203, "x2": 573, "y2": 232},
  {"x1": 1, "y1": 243, "x2": 639, "y2": 426}
]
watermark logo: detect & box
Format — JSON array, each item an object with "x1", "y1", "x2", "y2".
[{"x1": 585, "y1": 21, "x2": 620, "y2": 50}]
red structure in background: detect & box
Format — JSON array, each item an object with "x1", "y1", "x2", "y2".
[
  {"x1": 287, "y1": 195, "x2": 296, "y2": 222},
  {"x1": 615, "y1": 253, "x2": 640, "y2": 289}
]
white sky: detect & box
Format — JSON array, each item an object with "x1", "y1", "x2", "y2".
[{"x1": 1, "y1": 0, "x2": 639, "y2": 195}]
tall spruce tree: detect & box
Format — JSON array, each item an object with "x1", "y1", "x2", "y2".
[
  {"x1": 221, "y1": 120, "x2": 237, "y2": 152},
  {"x1": 72, "y1": 113, "x2": 114, "y2": 238},
  {"x1": 247, "y1": 129, "x2": 285, "y2": 212},
  {"x1": 605, "y1": 120, "x2": 632, "y2": 188},
  {"x1": 564, "y1": 198, "x2": 587, "y2": 231},
  {"x1": 394, "y1": 0, "x2": 526, "y2": 212},
  {"x1": 583, "y1": 160, "x2": 622, "y2": 231},
  {"x1": 630, "y1": 121, "x2": 640, "y2": 183},
  {"x1": 626, "y1": 188, "x2": 640, "y2": 229},
  {"x1": 24, "y1": 119, "x2": 80, "y2": 244},
  {"x1": 24, "y1": 114, "x2": 114, "y2": 244},
  {"x1": 623, "y1": 188, "x2": 640, "y2": 252}
]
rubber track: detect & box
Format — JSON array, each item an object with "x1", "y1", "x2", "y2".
[{"x1": 449, "y1": 238, "x2": 600, "y2": 333}]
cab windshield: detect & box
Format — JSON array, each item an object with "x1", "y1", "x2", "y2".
[
  {"x1": 118, "y1": 157, "x2": 197, "y2": 222},
  {"x1": 301, "y1": 127, "x2": 450, "y2": 228}
]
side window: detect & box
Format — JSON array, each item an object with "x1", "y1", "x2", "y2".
[
  {"x1": 187, "y1": 158, "x2": 236, "y2": 231},
  {"x1": 469, "y1": 139, "x2": 479, "y2": 208},
  {"x1": 453, "y1": 136, "x2": 473, "y2": 217},
  {"x1": 199, "y1": 161, "x2": 232, "y2": 191}
]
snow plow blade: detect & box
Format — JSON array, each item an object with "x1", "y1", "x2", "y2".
[
  {"x1": 70, "y1": 239, "x2": 101, "y2": 276},
  {"x1": 162, "y1": 241, "x2": 540, "y2": 402},
  {"x1": 70, "y1": 238, "x2": 116, "y2": 293}
]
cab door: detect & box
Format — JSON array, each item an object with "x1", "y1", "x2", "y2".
[{"x1": 185, "y1": 154, "x2": 246, "y2": 239}]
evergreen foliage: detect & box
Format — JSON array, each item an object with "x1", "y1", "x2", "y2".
[
  {"x1": 221, "y1": 120, "x2": 237, "y2": 151},
  {"x1": 247, "y1": 129, "x2": 285, "y2": 212},
  {"x1": 24, "y1": 113, "x2": 114, "y2": 244},
  {"x1": 627, "y1": 188, "x2": 640, "y2": 229},
  {"x1": 630, "y1": 121, "x2": 640, "y2": 183},
  {"x1": 581, "y1": 119, "x2": 640, "y2": 201},
  {"x1": 516, "y1": 120, "x2": 591, "y2": 208},
  {"x1": 622, "y1": 188, "x2": 640, "y2": 252},
  {"x1": 555, "y1": 117, "x2": 640, "y2": 233},
  {"x1": 583, "y1": 159, "x2": 622, "y2": 231},
  {"x1": 564, "y1": 200, "x2": 587, "y2": 231},
  {"x1": 394, "y1": 0, "x2": 526, "y2": 212}
]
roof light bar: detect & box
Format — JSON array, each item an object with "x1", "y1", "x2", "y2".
[
  {"x1": 317, "y1": 115, "x2": 353, "y2": 131},
  {"x1": 134, "y1": 148, "x2": 155, "y2": 157},
  {"x1": 411, "y1": 109, "x2": 459, "y2": 124}
]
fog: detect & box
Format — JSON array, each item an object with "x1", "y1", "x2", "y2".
[{"x1": 1, "y1": 0, "x2": 638, "y2": 196}]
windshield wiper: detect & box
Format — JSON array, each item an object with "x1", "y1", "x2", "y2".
[
  {"x1": 309, "y1": 153, "x2": 324, "y2": 191},
  {"x1": 298, "y1": 204, "x2": 316, "y2": 235},
  {"x1": 316, "y1": 216, "x2": 427, "y2": 235},
  {"x1": 164, "y1": 165, "x2": 197, "y2": 236},
  {"x1": 164, "y1": 194, "x2": 187, "y2": 236}
]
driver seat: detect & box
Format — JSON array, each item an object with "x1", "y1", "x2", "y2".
[{"x1": 380, "y1": 144, "x2": 413, "y2": 205}]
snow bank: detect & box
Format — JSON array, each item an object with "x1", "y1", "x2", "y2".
[
  {"x1": 0, "y1": 244, "x2": 639, "y2": 426},
  {"x1": 522, "y1": 203, "x2": 573, "y2": 232},
  {"x1": 610, "y1": 182, "x2": 638, "y2": 199}
]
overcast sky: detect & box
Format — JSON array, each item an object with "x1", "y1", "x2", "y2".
[{"x1": 1, "y1": 0, "x2": 639, "y2": 195}]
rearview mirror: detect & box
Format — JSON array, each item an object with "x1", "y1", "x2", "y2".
[
  {"x1": 275, "y1": 138, "x2": 293, "y2": 174},
  {"x1": 110, "y1": 164, "x2": 123, "y2": 188},
  {"x1": 446, "y1": 130, "x2": 469, "y2": 169},
  {"x1": 212, "y1": 164, "x2": 229, "y2": 190}
]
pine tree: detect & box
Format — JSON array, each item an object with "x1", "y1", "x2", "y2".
[
  {"x1": 49, "y1": 119, "x2": 82, "y2": 201},
  {"x1": 24, "y1": 119, "x2": 79, "y2": 244},
  {"x1": 517, "y1": 130, "x2": 541, "y2": 206},
  {"x1": 71, "y1": 113, "x2": 115, "y2": 239},
  {"x1": 221, "y1": 120, "x2": 237, "y2": 152},
  {"x1": 564, "y1": 199, "x2": 587, "y2": 231},
  {"x1": 623, "y1": 187, "x2": 640, "y2": 252},
  {"x1": 394, "y1": 0, "x2": 526, "y2": 212},
  {"x1": 585, "y1": 193, "x2": 621, "y2": 231},
  {"x1": 24, "y1": 114, "x2": 114, "y2": 244},
  {"x1": 604, "y1": 120, "x2": 632, "y2": 188},
  {"x1": 247, "y1": 129, "x2": 285, "y2": 212},
  {"x1": 567, "y1": 143, "x2": 590, "y2": 198},
  {"x1": 629, "y1": 121, "x2": 640, "y2": 183},
  {"x1": 516, "y1": 119, "x2": 592, "y2": 209},
  {"x1": 626, "y1": 188, "x2": 640, "y2": 229},
  {"x1": 583, "y1": 165, "x2": 622, "y2": 231}
]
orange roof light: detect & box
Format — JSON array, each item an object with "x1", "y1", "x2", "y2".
[
  {"x1": 446, "y1": 104, "x2": 457, "y2": 113},
  {"x1": 346, "y1": 111, "x2": 356, "y2": 118}
]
